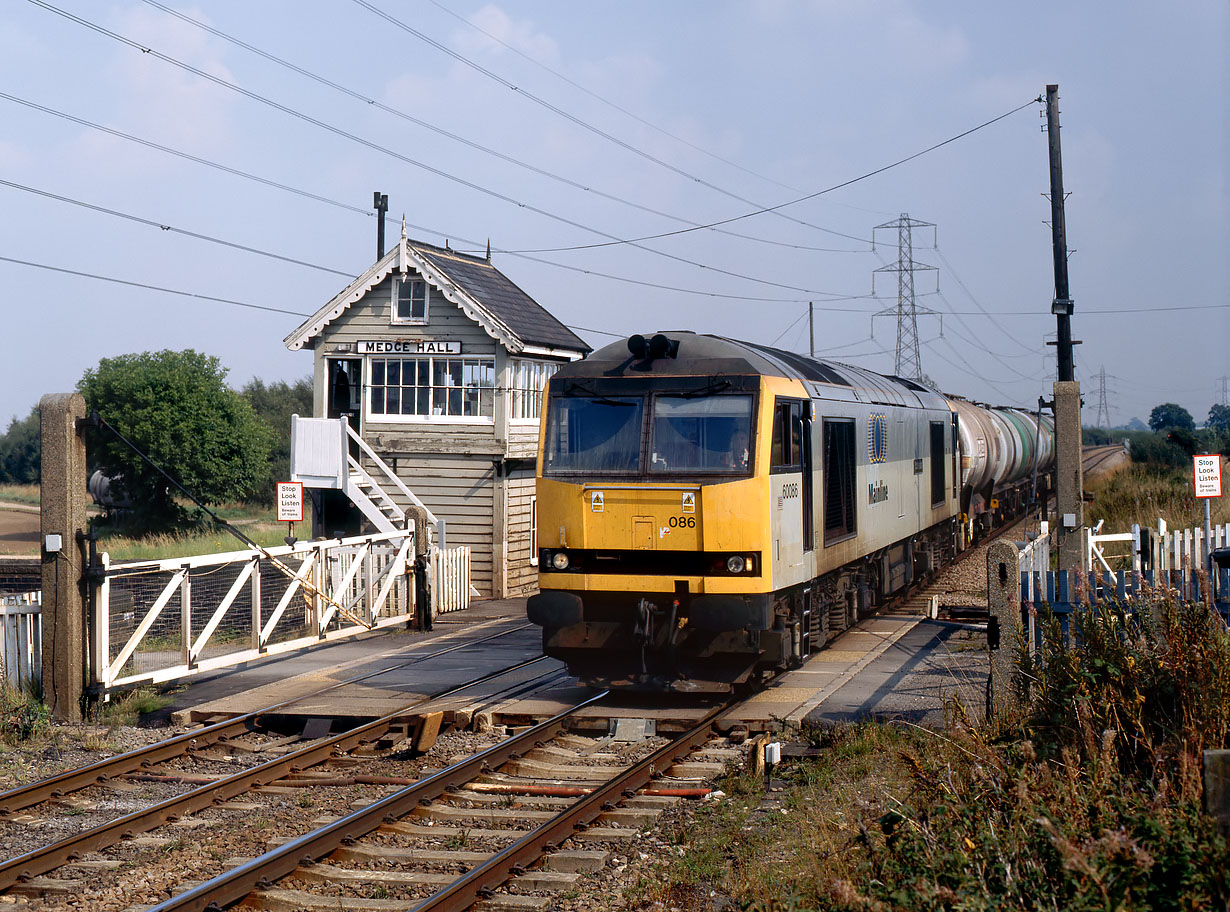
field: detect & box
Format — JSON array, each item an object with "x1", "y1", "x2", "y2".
[{"x1": 0, "y1": 485, "x2": 291, "y2": 559}]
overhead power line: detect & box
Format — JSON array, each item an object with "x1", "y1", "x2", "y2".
[
  {"x1": 135, "y1": 0, "x2": 865, "y2": 256},
  {"x1": 0, "y1": 178, "x2": 356, "y2": 278},
  {"x1": 499, "y1": 98, "x2": 1042, "y2": 254},
  {"x1": 25, "y1": 0, "x2": 860, "y2": 299},
  {"x1": 0, "y1": 254, "x2": 311, "y2": 317},
  {"x1": 349, "y1": 0, "x2": 871, "y2": 244}
]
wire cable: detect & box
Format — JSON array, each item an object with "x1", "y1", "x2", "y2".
[
  {"x1": 0, "y1": 255, "x2": 311, "y2": 318},
  {"x1": 499, "y1": 98, "x2": 1043, "y2": 253},
  {"x1": 0, "y1": 91, "x2": 867, "y2": 304},
  {"x1": 135, "y1": 0, "x2": 868, "y2": 256},
  {"x1": 350, "y1": 0, "x2": 873, "y2": 245},
  {"x1": 0, "y1": 178, "x2": 356, "y2": 278},
  {"x1": 26, "y1": 1, "x2": 859, "y2": 297}
]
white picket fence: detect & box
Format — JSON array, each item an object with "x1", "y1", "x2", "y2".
[
  {"x1": 430, "y1": 545, "x2": 471, "y2": 616},
  {"x1": 1085, "y1": 519, "x2": 1229, "y2": 575},
  {"x1": 0, "y1": 592, "x2": 41, "y2": 691},
  {"x1": 1151, "y1": 519, "x2": 1229, "y2": 574}
]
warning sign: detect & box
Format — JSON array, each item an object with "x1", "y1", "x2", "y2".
[
  {"x1": 1194, "y1": 455, "x2": 1222, "y2": 499},
  {"x1": 682, "y1": 492, "x2": 695, "y2": 514},
  {"x1": 591, "y1": 491, "x2": 604, "y2": 513},
  {"x1": 277, "y1": 481, "x2": 304, "y2": 521}
]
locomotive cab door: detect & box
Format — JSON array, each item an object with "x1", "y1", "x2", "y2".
[{"x1": 801, "y1": 408, "x2": 814, "y2": 552}]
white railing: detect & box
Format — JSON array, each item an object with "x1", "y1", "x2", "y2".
[
  {"x1": 0, "y1": 592, "x2": 40, "y2": 691},
  {"x1": 1086, "y1": 518, "x2": 1136, "y2": 572},
  {"x1": 93, "y1": 530, "x2": 416, "y2": 694},
  {"x1": 430, "y1": 545, "x2": 471, "y2": 615},
  {"x1": 290, "y1": 415, "x2": 442, "y2": 542}
]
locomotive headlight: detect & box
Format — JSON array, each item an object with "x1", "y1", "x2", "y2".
[
  {"x1": 726, "y1": 555, "x2": 746, "y2": 574},
  {"x1": 551, "y1": 551, "x2": 571, "y2": 571}
]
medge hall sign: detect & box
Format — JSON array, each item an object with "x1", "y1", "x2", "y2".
[{"x1": 360, "y1": 339, "x2": 462, "y2": 355}]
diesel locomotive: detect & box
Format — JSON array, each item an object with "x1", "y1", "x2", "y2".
[{"x1": 526, "y1": 332, "x2": 1053, "y2": 692}]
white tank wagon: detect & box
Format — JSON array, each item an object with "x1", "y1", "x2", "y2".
[{"x1": 950, "y1": 398, "x2": 1055, "y2": 537}]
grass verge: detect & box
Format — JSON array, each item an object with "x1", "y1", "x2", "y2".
[{"x1": 636, "y1": 593, "x2": 1230, "y2": 911}]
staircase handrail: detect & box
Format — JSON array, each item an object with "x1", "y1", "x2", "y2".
[{"x1": 343, "y1": 422, "x2": 439, "y2": 526}]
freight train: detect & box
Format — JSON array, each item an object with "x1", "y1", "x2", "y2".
[{"x1": 527, "y1": 332, "x2": 1053, "y2": 692}]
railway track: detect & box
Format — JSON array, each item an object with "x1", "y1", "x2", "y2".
[
  {"x1": 0, "y1": 628, "x2": 569, "y2": 905},
  {"x1": 144, "y1": 697, "x2": 735, "y2": 911}
]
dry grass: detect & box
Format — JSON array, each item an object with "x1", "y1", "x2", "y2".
[
  {"x1": 1085, "y1": 457, "x2": 1229, "y2": 533},
  {"x1": 101, "y1": 522, "x2": 290, "y2": 561},
  {"x1": 637, "y1": 591, "x2": 1230, "y2": 911},
  {"x1": 0, "y1": 483, "x2": 39, "y2": 507}
]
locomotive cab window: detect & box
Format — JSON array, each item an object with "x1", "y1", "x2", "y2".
[
  {"x1": 543, "y1": 395, "x2": 644, "y2": 474},
  {"x1": 650, "y1": 394, "x2": 753, "y2": 474},
  {"x1": 823, "y1": 418, "x2": 857, "y2": 543},
  {"x1": 770, "y1": 400, "x2": 806, "y2": 472}
]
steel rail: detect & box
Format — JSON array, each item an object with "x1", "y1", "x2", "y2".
[
  {"x1": 143, "y1": 690, "x2": 613, "y2": 912},
  {"x1": 409, "y1": 703, "x2": 725, "y2": 912},
  {"x1": 0, "y1": 622, "x2": 532, "y2": 815},
  {"x1": 0, "y1": 653, "x2": 560, "y2": 891}
]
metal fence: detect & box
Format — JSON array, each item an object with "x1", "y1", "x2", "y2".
[
  {"x1": 93, "y1": 531, "x2": 417, "y2": 693},
  {"x1": 1019, "y1": 566, "x2": 1230, "y2": 653}
]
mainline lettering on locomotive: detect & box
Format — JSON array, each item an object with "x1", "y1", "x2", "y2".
[{"x1": 868, "y1": 480, "x2": 890, "y2": 504}]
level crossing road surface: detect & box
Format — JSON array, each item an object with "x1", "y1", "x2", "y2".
[
  {"x1": 164, "y1": 597, "x2": 988, "y2": 733},
  {"x1": 165, "y1": 597, "x2": 550, "y2": 726}
]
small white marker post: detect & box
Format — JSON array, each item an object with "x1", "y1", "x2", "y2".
[
  {"x1": 1194, "y1": 455, "x2": 1223, "y2": 576},
  {"x1": 277, "y1": 481, "x2": 304, "y2": 545}
]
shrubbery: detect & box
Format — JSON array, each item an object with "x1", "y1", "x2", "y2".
[{"x1": 644, "y1": 594, "x2": 1230, "y2": 910}]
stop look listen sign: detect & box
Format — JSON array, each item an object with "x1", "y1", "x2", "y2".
[
  {"x1": 1194, "y1": 455, "x2": 1223, "y2": 499},
  {"x1": 277, "y1": 481, "x2": 304, "y2": 522}
]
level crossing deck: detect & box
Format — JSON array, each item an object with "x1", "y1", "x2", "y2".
[{"x1": 169, "y1": 597, "x2": 987, "y2": 735}]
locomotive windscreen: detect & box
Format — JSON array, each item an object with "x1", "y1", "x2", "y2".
[
  {"x1": 650, "y1": 394, "x2": 753, "y2": 473},
  {"x1": 543, "y1": 396, "x2": 643, "y2": 473},
  {"x1": 542, "y1": 387, "x2": 755, "y2": 478}
]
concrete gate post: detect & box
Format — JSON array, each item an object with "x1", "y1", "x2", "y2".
[
  {"x1": 986, "y1": 540, "x2": 1022, "y2": 724},
  {"x1": 39, "y1": 393, "x2": 89, "y2": 722}
]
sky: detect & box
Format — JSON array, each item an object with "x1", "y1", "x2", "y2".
[{"x1": 1, "y1": 1, "x2": 1226, "y2": 430}]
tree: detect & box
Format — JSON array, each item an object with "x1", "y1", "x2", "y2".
[
  {"x1": 0, "y1": 407, "x2": 40, "y2": 485},
  {"x1": 1208, "y1": 403, "x2": 1230, "y2": 434},
  {"x1": 240, "y1": 376, "x2": 313, "y2": 504},
  {"x1": 77, "y1": 350, "x2": 273, "y2": 530},
  {"x1": 1147, "y1": 402, "x2": 1194, "y2": 433}
]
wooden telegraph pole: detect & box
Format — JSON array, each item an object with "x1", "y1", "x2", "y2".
[{"x1": 1045, "y1": 84, "x2": 1085, "y2": 573}]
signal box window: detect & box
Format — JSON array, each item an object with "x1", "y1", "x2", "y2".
[
  {"x1": 370, "y1": 357, "x2": 494, "y2": 420},
  {"x1": 823, "y1": 418, "x2": 857, "y2": 542},
  {"x1": 650, "y1": 394, "x2": 753, "y2": 473},
  {"x1": 392, "y1": 278, "x2": 428, "y2": 323}
]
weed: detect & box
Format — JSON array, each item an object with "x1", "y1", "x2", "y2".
[
  {"x1": 445, "y1": 829, "x2": 470, "y2": 850},
  {"x1": 297, "y1": 793, "x2": 315, "y2": 809},
  {"x1": 0, "y1": 681, "x2": 50, "y2": 744},
  {"x1": 88, "y1": 687, "x2": 174, "y2": 728}
]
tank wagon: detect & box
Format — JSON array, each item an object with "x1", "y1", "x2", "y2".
[{"x1": 527, "y1": 332, "x2": 1053, "y2": 692}]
